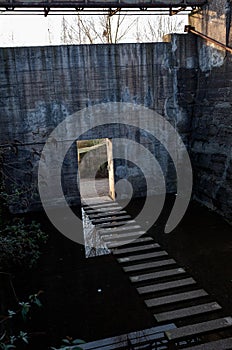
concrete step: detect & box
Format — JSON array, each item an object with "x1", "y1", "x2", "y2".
[
  {"x1": 117, "y1": 251, "x2": 168, "y2": 263},
  {"x1": 92, "y1": 215, "x2": 131, "y2": 225},
  {"x1": 130, "y1": 267, "x2": 186, "y2": 283},
  {"x1": 83, "y1": 201, "x2": 119, "y2": 209},
  {"x1": 145, "y1": 289, "x2": 208, "y2": 308},
  {"x1": 96, "y1": 219, "x2": 136, "y2": 229},
  {"x1": 84, "y1": 206, "x2": 122, "y2": 214},
  {"x1": 123, "y1": 258, "x2": 177, "y2": 273},
  {"x1": 99, "y1": 225, "x2": 141, "y2": 235},
  {"x1": 165, "y1": 317, "x2": 232, "y2": 342},
  {"x1": 112, "y1": 242, "x2": 160, "y2": 255},
  {"x1": 181, "y1": 337, "x2": 232, "y2": 350},
  {"x1": 107, "y1": 236, "x2": 153, "y2": 249},
  {"x1": 154, "y1": 302, "x2": 221, "y2": 322},
  {"x1": 88, "y1": 210, "x2": 127, "y2": 220},
  {"x1": 102, "y1": 230, "x2": 145, "y2": 240},
  {"x1": 137, "y1": 277, "x2": 196, "y2": 295}
]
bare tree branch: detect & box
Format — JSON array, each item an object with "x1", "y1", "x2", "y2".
[{"x1": 60, "y1": 13, "x2": 186, "y2": 45}]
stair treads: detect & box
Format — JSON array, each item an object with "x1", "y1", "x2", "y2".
[
  {"x1": 96, "y1": 219, "x2": 136, "y2": 229},
  {"x1": 154, "y1": 302, "x2": 221, "y2": 322},
  {"x1": 165, "y1": 317, "x2": 232, "y2": 342},
  {"x1": 84, "y1": 202, "x2": 120, "y2": 209},
  {"x1": 107, "y1": 237, "x2": 153, "y2": 249},
  {"x1": 92, "y1": 215, "x2": 131, "y2": 224},
  {"x1": 89, "y1": 210, "x2": 127, "y2": 219},
  {"x1": 117, "y1": 251, "x2": 168, "y2": 263},
  {"x1": 113, "y1": 243, "x2": 160, "y2": 255},
  {"x1": 123, "y1": 259, "x2": 176, "y2": 273},
  {"x1": 181, "y1": 337, "x2": 232, "y2": 350},
  {"x1": 130, "y1": 268, "x2": 186, "y2": 283},
  {"x1": 99, "y1": 225, "x2": 141, "y2": 235},
  {"x1": 137, "y1": 278, "x2": 196, "y2": 295},
  {"x1": 84, "y1": 206, "x2": 122, "y2": 214},
  {"x1": 103, "y1": 231, "x2": 146, "y2": 242},
  {"x1": 145, "y1": 289, "x2": 208, "y2": 308}
]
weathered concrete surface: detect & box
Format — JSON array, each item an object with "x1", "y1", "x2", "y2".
[
  {"x1": 190, "y1": 39, "x2": 232, "y2": 223},
  {"x1": 189, "y1": 0, "x2": 228, "y2": 45},
  {"x1": 0, "y1": 40, "x2": 195, "y2": 212},
  {"x1": 0, "y1": 31, "x2": 231, "y2": 225},
  {"x1": 187, "y1": 0, "x2": 232, "y2": 223},
  {"x1": 78, "y1": 142, "x2": 108, "y2": 179}
]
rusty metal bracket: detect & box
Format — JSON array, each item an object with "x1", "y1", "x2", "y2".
[
  {"x1": 108, "y1": 7, "x2": 121, "y2": 16},
  {"x1": 44, "y1": 6, "x2": 50, "y2": 16},
  {"x1": 75, "y1": 7, "x2": 84, "y2": 11},
  {"x1": 184, "y1": 25, "x2": 232, "y2": 54},
  {"x1": 169, "y1": 6, "x2": 186, "y2": 16}
]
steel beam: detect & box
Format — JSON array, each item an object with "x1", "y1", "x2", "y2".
[{"x1": 0, "y1": 0, "x2": 207, "y2": 15}]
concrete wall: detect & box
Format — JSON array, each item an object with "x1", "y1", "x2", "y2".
[
  {"x1": 187, "y1": 0, "x2": 232, "y2": 223},
  {"x1": 189, "y1": 0, "x2": 232, "y2": 47},
  {"x1": 78, "y1": 143, "x2": 108, "y2": 179},
  {"x1": 1, "y1": 27, "x2": 231, "y2": 225},
  {"x1": 189, "y1": 0, "x2": 228, "y2": 45},
  {"x1": 190, "y1": 46, "x2": 232, "y2": 222},
  {"x1": 0, "y1": 41, "x2": 195, "y2": 212}
]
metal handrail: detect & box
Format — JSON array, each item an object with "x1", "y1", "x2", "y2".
[{"x1": 185, "y1": 25, "x2": 232, "y2": 54}]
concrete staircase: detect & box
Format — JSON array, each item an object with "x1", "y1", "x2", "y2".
[{"x1": 81, "y1": 200, "x2": 232, "y2": 349}]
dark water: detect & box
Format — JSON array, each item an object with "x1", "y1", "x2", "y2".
[
  {"x1": 10, "y1": 204, "x2": 154, "y2": 349},
  {"x1": 6, "y1": 196, "x2": 232, "y2": 349}
]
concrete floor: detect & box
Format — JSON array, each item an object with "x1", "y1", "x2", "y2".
[{"x1": 79, "y1": 178, "x2": 110, "y2": 201}]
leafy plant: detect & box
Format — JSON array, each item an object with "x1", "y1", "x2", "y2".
[
  {"x1": 28, "y1": 293, "x2": 42, "y2": 308},
  {"x1": 18, "y1": 303, "x2": 31, "y2": 322},
  {"x1": 0, "y1": 292, "x2": 43, "y2": 349},
  {"x1": 0, "y1": 219, "x2": 48, "y2": 270},
  {"x1": 0, "y1": 332, "x2": 16, "y2": 349},
  {"x1": 51, "y1": 337, "x2": 85, "y2": 350},
  {"x1": 0, "y1": 329, "x2": 29, "y2": 349}
]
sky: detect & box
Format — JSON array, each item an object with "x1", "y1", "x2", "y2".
[
  {"x1": 0, "y1": 15, "x2": 62, "y2": 46},
  {"x1": 0, "y1": 11, "x2": 188, "y2": 47}
]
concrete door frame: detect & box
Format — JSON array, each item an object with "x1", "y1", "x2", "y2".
[{"x1": 76, "y1": 138, "x2": 115, "y2": 201}]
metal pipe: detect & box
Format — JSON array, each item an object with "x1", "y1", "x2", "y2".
[{"x1": 185, "y1": 25, "x2": 232, "y2": 54}]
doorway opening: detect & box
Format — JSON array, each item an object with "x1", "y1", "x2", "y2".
[
  {"x1": 77, "y1": 138, "x2": 115, "y2": 204},
  {"x1": 77, "y1": 138, "x2": 115, "y2": 258}
]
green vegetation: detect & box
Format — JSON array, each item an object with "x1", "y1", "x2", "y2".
[
  {"x1": 0, "y1": 147, "x2": 48, "y2": 271},
  {"x1": 0, "y1": 219, "x2": 48, "y2": 271},
  {"x1": 0, "y1": 147, "x2": 84, "y2": 350},
  {"x1": 51, "y1": 337, "x2": 85, "y2": 350},
  {"x1": 0, "y1": 292, "x2": 43, "y2": 350}
]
